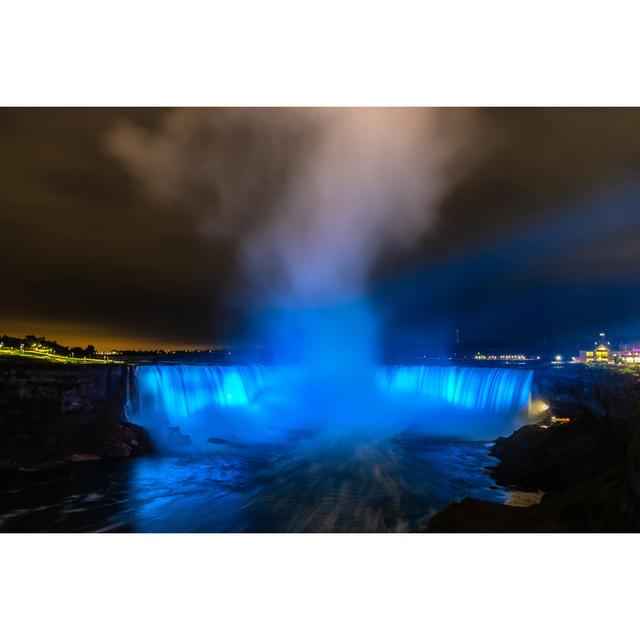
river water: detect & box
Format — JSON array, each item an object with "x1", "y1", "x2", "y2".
[{"x1": 0, "y1": 435, "x2": 507, "y2": 533}]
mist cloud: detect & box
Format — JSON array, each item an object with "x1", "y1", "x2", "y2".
[
  {"x1": 106, "y1": 108, "x2": 471, "y2": 307},
  {"x1": 106, "y1": 108, "x2": 314, "y2": 238}
]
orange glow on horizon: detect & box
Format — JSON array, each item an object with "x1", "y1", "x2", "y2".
[{"x1": 0, "y1": 319, "x2": 219, "y2": 352}]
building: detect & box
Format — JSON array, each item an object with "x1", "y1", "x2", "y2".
[
  {"x1": 575, "y1": 332, "x2": 640, "y2": 365},
  {"x1": 614, "y1": 342, "x2": 640, "y2": 365},
  {"x1": 576, "y1": 332, "x2": 611, "y2": 363}
]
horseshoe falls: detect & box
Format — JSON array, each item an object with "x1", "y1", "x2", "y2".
[
  {"x1": 380, "y1": 365, "x2": 533, "y2": 413},
  {"x1": 127, "y1": 364, "x2": 533, "y2": 445}
]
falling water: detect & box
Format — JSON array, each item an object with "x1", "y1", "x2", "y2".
[
  {"x1": 130, "y1": 364, "x2": 278, "y2": 416},
  {"x1": 379, "y1": 365, "x2": 533, "y2": 413},
  {"x1": 127, "y1": 363, "x2": 533, "y2": 444}
]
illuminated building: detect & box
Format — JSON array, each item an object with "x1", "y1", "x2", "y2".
[
  {"x1": 575, "y1": 332, "x2": 640, "y2": 365},
  {"x1": 577, "y1": 332, "x2": 611, "y2": 363},
  {"x1": 614, "y1": 342, "x2": 640, "y2": 365}
]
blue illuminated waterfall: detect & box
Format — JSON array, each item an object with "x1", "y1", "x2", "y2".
[
  {"x1": 130, "y1": 364, "x2": 277, "y2": 415},
  {"x1": 128, "y1": 364, "x2": 533, "y2": 443},
  {"x1": 379, "y1": 365, "x2": 533, "y2": 413}
]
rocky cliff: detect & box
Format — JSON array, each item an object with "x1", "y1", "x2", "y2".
[
  {"x1": 428, "y1": 366, "x2": 640, "y2": 532},
  {"x1": 0, "y1": 363, "x2": 152, "y2": 470}
]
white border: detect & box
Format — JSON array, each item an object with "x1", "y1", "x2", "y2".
[
  {"x1": 1, "y1": 534, "x2": 637, "y2": 640},
  {"x1": 2, "y1": 1, "x2": 640, "y2": 106},
  {"x1": 2, "y1": 2, "x2": 640, "y2": 638}
]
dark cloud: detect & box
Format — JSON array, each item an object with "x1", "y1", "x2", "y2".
[{"x1": 2, "y1": 108, "x2": 640, "y2": 349}]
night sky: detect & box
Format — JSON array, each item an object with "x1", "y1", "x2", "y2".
[{"x1": 2, "y1": 108, "x2": 640, "y2": 350}]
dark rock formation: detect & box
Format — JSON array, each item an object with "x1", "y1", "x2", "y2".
[
  {"x1": 0, "y1": 363, "x2": 152, "y2": 470},
  {"x1": 427, "y1": 366, "x2": 640, "y2": 532},
  {"x1": 490, "y1": 420, "x2": 625, "y2": 492},
  {"x1": 533, "y1": 366, "x2": 640, "y2": 423},
  {"x1": 427, "y1": 498, "x2": 569, "y2": 533}
]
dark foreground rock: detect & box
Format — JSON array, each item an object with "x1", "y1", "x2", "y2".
[
  {"x1": 426, "y1": 498, "x2": 569, "y2": 533},
  {"x1": 0, "y1": 362, "x2": 153, "y2": 470},
  {"x1": 491, "y1": 420, "x2": 626, "y2": 493},
  {"x1": 0, "y1": 416, "x2": 154, "y2": 471},
  {"x1": 428, "y1": 367, "x2": 640, "y2": 533}
]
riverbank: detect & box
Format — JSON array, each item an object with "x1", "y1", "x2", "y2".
[{"x1": 427, "y1": 367, "x2": 640, "y2": 532}]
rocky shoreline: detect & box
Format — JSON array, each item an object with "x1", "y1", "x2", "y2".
[
  {"x1": 0, "y1": 362, "x2": 152, "y2": 471},
  {"x1": 427, "y1": 367, "x2": 640, "y2": 532}
]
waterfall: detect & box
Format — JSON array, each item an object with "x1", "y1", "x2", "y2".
[
  {"x1": 128, "y1": 364, "x2": 533, "y2": 441},
  {"x1": 379, "y1": 365, "x2": 533, "y2": 413},
  {"x1": 128, "y1": 364, "x2": 278, "y2": 422}
]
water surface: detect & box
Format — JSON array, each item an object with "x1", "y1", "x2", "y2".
[{"x1": 0, "y1": 436, "x2": 506, "y2": 533}]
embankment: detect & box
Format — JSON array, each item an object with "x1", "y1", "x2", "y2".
[
  {"x1": 428, "y1": 366, "x2": 640, "y2": 532},
  {"x1": 0, "y1": 363, "x2": 151, "y2": 470}
]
